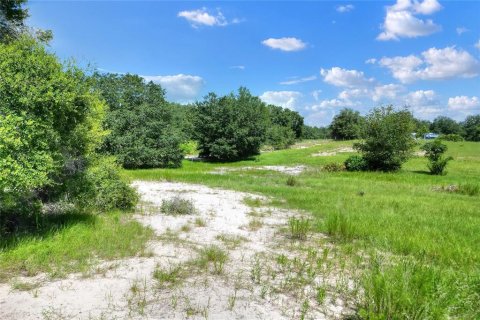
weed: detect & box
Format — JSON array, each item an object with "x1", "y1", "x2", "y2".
[
  {"x1": 194, "y1": 217, "x2": 206, "y2": 227},
  {"x1": 286, "y1": 176, "x2": 298, "y2": 187},
  {"x1": 248, "y1": 218, "x2": 263, "y2": 231},
  {"x1": 457, "y1": 183, "x2": 479, "y2": 196},
  {"x1": 288, "y1": 217, "x2": 311, "y2": 240},
  {"x1": 161, "y1": 196, "x2": 196, "y2": 215},
  {"x1": 323, "y1": 162, "x2": 345, "y2": 172},
  {"x1": 316, "y1": 286, "x2": 327, "y2": 304},
  {"x1": 195, "y1": 245, "x2": 228, "y2": 275},
  {"x1": 325, "y1": 212, "x2": 355, "y2": 241},
  {"x1": 215, "y1": 234, "x2": 246, "y2": 249},
  {"x1": 11, "y1": 279, "x2": 41, "y2": 291},
  {"x1": 153, "y1": 265, "x2": 183, "y2": 288},
  {"x1": 180, "y1": 224, "x2": 191, "y2": 232}
]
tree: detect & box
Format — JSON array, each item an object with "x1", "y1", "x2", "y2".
[
  {"x1": 265, "y1": 104, "x2": 303, "y2": 149},
  {"x1": 413, "y1": 118, "x2": 431, "y2": 138},
  {"x1": 421, "y1": 140, "x2": 452, "y2": 175},
  {"x1": 193, "y1": 88, "x2": 269, "y2": 161},
  {"x1": 92, "y1": 73, "x2": 184, "y2": 169},
  {"x1": 462, "y1": 115, "x2": 480, "y2": 141},
  {"x1": 354, "y1": 106, "x2": 415, "y2": 171},
  {"x1": 330, "y1": 108, "x2": 364, "y2": 140},
  {"x1": 0, "y1": 0, "x2": 28, "y2": 41},
  {"x1": 302, "y1": 125, "x2": 330, "y2": 139},
  {"x1": 430, "y1": 116, "x2": 462, "y2": 135}
]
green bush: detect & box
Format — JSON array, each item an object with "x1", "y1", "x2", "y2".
[
  {"x1": 266, "y1": 125, "x2": 296, "y2": 150},
  {"x1": 330, "y1": 108, "x2": 364, "y2": 140},
  {"x1": 193, "y1": 88, "x2": 269, "y2": 161},
  {"x1": 461, "y1": 115, "x2": 480, "y2": 141},
  {"x1": 421, "y1": 140, "x2": 453, "y2": 175},
  {"x1": 161, "y1": 196, "x2": 196, "y2": 215},
  {"x1": 355, "y1": 106, "x2": 415, "y2": 172},
  {"x1": 344, "y1": 155, "x2": 368, "y2": 172},
  {"x1": 439, "y1": 134, "x2": 464, "y2": 142}
]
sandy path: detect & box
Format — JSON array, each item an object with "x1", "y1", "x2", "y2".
[{"x1": 0, "y1": 181, "x2": 353, "y2": 319}]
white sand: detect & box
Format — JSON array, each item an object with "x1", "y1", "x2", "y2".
[{"x1": 0, "y1": 181, "x2": 353, "y2": 319}]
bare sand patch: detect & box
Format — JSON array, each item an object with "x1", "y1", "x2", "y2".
[
  {"x1": 0, "y1": 181, "x2": 354, "y2": 319},
  {"x1": 211, "y1": 165, "x2": 307, "y2": 176},
  {"x1": 312, "y1": 147, "x2": 355, "y2": 157}
]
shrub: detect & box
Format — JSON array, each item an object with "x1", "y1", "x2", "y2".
[
  {"x1": 439, "y1": 134, "x2": 464, "y2": 142},
  {"x1": 354, "y1": 106, "x2": 415, "y2": 172},
  {"x1": 161, "y1": 197, "x2": 196, "y2": 215},
  {"x1": 330, "y1": 108, "x2": 364, "y2": 140},
  {"x1": 323, "y1": 162, "x2": 345, "y2": 172},
  {"x1": 344, "y1": 155, "x2": 368, "y2": 172},
  {"x1": 421, "y1": 140, "x2": 453, "y2": 175},
  {"x1": 286, "y1": 176, "x2": 298, "y2": 186},
  {"x1": 266, "y1": 125, "x2": 296, "y2": 150},
  {"x1": 193, "y1": 88, "x2": 269, "y2": 161}
]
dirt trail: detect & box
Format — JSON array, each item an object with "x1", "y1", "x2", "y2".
[{"x1": 0, "y1": 181, "x2": 353, "y2": 319}]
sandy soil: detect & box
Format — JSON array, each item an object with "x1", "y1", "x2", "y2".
[
  {"x1": 311, "y1": 147, "x2": 355, "y2": 157},
  {"x1": 211, "y1": 165, "x2": 307, "y2": 176},
  {"x1": 0, "y1": 181, "x2": 353, "y2": 319}
]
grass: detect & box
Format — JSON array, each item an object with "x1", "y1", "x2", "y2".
[
  {"x1": 288, "y1": 217, "x2": 311, "y2": 240},
  {"x1": 161, "y1": 196, "x2": 196, "y2": 215},
  {"x1": 194, "y1": 245, "x2": 229, "y2": 275},
  {"x1": 124, "y1": 139, "x2": 480, "y2": 319},
  {"x1": 0, "y1": 211, "x2": 153, "y2": 281}
]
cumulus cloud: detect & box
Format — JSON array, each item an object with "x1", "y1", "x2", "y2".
[
  {"x1": 372, "y1": 84, "x2": 405, "y2": 102},
  {"x1": 377, "y1": 46, "x2": 480, "y2": 83},
  {"x1": 178, "y1": 8, "x2": 239, "y2": 28},
  {"x1": 377, "y1": 0, "x2": 442, "y2": 41},
  {"x1": 259, "y1": 91, "x2": 302, "y2": 110},
  {"x1": 403, "y1": 90, "x2": 444, "y2": 118},
  {"x1": 142, "y1": 74, "x2": 204, "y2": 101},
  {"x1": 448, "y1": 96, "x2": 480, "y2": 110},
  {"x1": 337, "y1": 4, "x2": 354, "y2": 13},
  {"x1": 320, "y1": 67, "x2": 374, "y2": 88},
  {"x1": 280, "y1": 75, "x2": 317, "y2": 85},
  {"x1": 262, "y1": 37, "x2": 307, "y2": 52}
]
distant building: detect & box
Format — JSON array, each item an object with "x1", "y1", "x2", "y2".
[{"x1": 424, "y1": 133, "x2": 439, "y2": 140}]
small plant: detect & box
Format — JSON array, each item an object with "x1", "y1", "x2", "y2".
[
  {"x1": 323, "y1": 162, "x2": 345, "y2": 172},
  {"x1": 316, "y1": 286, "x2": 327, "y2": 304},
  {"x1": 153, "y1": 265, "x2": 183, "y2": 288},
  {"x1": 161, "y1": 196, "x2": 196, "y2": 215},
  {"x1": 344, "y1": 155, "x2": 368, "y2": 172},
  {"x1": 286, "y1": 176, "x2": 298, "y2": 186},
  {"x1": 180, "y1": 224, "x2": 191, "y2": 232},
  {"x1": 288, "y1": 217, "x2": 311, "y2": 240},
  {"x1": 421, "y1": 140, "x2": 453, "y2": 175},
  {"x1": 197, "y1": 245, "x2": 228, "y2": 275},
  {"x1": 194, "y1": 217, "x2": 206, "y2": 227},
  {"x1": 248, "y1": 218, "x2": 263, "y2": 231}
]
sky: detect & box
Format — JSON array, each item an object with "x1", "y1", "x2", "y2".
[{"x1": 28, "y1": 0, "x2": 480, "y2": 126}]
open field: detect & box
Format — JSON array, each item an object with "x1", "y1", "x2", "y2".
[
  {"x1": 125, "y1": 140, "x2": 480, "y2": 318},
  {"x1": 1, "y1": 139, "x2": 479, "y2": 319}
]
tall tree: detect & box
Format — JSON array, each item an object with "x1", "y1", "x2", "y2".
[
  {"x1": 430, "y1": 116, "x2": 462, "y2": 135},
  {"x1": 462, "y1": 115, "x2": 480, "y2": 141},
  {"x1": 330, "y1": 108, "x2": 364, "y2": 140},
  {"x1": 0, "y1": 0, "x2": 28, "y2": 41}
]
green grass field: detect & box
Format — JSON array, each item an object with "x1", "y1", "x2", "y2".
[{"x1": 125, "y1": 140, "x2": 480, "y2": 319}]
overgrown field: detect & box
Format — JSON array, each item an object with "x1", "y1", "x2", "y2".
[{"x1": 125, "y1": 140, "x2": 480, "y2": 319}]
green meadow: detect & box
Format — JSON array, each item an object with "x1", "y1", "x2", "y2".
[{"x1": 125, "y1": 140, "x2": 480, "y2": 318}]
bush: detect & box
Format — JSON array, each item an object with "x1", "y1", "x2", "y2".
[
  {"x1": 193, "y1": 88, "x2": 269, "y2": 161},
  {"x1": 439, "y1": 134, "x2": 464, "y2": 142},
  {"x1": 330, "y1": 108, "x2": 364, "y2": 140},
  {"x1": 266, "y1": 125, "x2": 296, "y2": 150},
  {"x1": 355, "y1": 106, "x2": 415, "y2": 172},
  {"x1": 461, "y1": 115, "x2": 480, "y2": 141},
  {"x1": 323, "y1": 162, "x2": 345, "y2": 172},
  {"x1": 421, "y1": 140, "x2": 453, "y2": 175},
  {"x1": 344, "y1": 155, "x2": 368, "y2": 172},
  {"x1": 161, "y1": 196, "x2": 196, "y2": 215}
]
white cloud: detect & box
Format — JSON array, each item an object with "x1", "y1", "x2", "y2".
[
  {"x1": 142, "y1": 74, "x2": 204, "y2": 101},
  {"x1": 280, "y1": 75, "x2": 317, "y2": 85},
  {"x1": 320, "y1": 67, "x2": 374, "y2": 88},
  {"x1": 178, "y1": 8, "x2": 239, "y2": 28},
  {"x1": 448, "y1": 96, "x2": 480, "y2": 110},
  {"x1": 262, "y1": 37, "x2": 307, "y2": 52},
  {"x1": 377, "y1": 0, "x2": 442, "y2": 41},
  {"x1": 316, "y1": 98, "x2": 358, "y2": 109},
  {"x1": 378, "y1": 46, "x2": 480, "y2": 83},
  {"x1": 259, "y1": 91, "x2": 302, "y2": 110},
  {"x1": 456, "y1": 27, "x2": 469, "y2": 35},
  {"x1": 365, "y1": 58, "x2": 377, "y2": 64},
  {"x1": 372, "y1": 84, "x2": 405, "y2": 102},
  {"x1": 475, "y1": 39, "x2": 480, "y2": 51},
  {"x1": 312, "y1": 90, "x2": 322, "y2": 101},
  {"x1": 230, "y1": 65, "x2": 245, "y2": 70},
  {"x1": 337, "y1": 4, "x2": 354, "y2": 13},
  {"x1": 405, "y1": 89, "x2": 437, "y2": 107}
]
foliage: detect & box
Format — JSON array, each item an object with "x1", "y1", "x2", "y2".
[
  {"x1": 354, "y1": 106, "x2": 415, "y2": 171},
  {"x1": 344, "y1": 155, "x2": 368, "y2": 172},
  {"x1": 161, "y1": 196, "x2": 196, "y2": 215},
  {"x1": 288, "y1": 217, "x2": 310, "y2": 240},
  {"x1": 266, "y1": 124, "x2": 296, "y2": 150},
  {"x1": 92, "y1": 73, "x2": 184, "y2": 169},
  {"x1": 421, "y1": 140, "x2": 453, "y2": 175},
  {"x1": 301, "y1": 125, "x2": 330, "y2": 139},
  {"x1": 267, "y1": 104, "x2": 303, "y2": 138},
  {"x1": 0, "y1": 0, "x2": 28, "y2": 41},
  {"x1": 413, "y1": 118, "x2": 430, "y2": 138},
  {"x1": 439, "y1": 133, "x2": 464, "y2": 142},
  {"x1": 430, "y1": 116, "x2": 463, "y2": 135},
  {"x1": 193, "y1": 87, "x2": 269, "y2": 161},
  {"x1": 0, "y1": 37, "x2": 111, "y2": 219},
  {"x1": 461, "y1": 115, "x2": 480, "y2": 141},
  {"x1": 456, "y1": 183, "x2": 479, "y2": 196},
  {"x1": 330, "y1": 108, "x2": 364, "y2": 140}
]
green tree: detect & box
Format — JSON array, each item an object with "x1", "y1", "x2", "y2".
[
  {"x1": 354, "y1": 106, "x2": 415, "y2": 171},
  {"x1": 430, "y1": 116, "x2": 462, "y2": 135},
  {"x1": 421, "y1": 140, "x2": 453, "y2": 175},
  {"x1": 194, "y1": 88, "x2": 269, "y2": 161},
  {"x1": 0, "y1": 0, "x2": 28, "y2": 41},
  {"x1": 92, "y1": 73, "x2": 184, "y2": 169},
  {"x1": 301, "y1": 125, "x2": 330, "y2": 139},
  {"x1": 330, "y1": 108, "x2": 364, "y2": 140},
  {"x1": 462, "y1": 115, "x2": 480, "y2": 141}
]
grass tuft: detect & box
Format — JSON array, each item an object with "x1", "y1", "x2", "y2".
[{"x1": 161, "y1": 196, "x2": 196, "y2": 215}]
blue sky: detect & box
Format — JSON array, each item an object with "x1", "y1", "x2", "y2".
[{"x1": 28, "y1": 0, "x2": 480, "y2": 126}]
